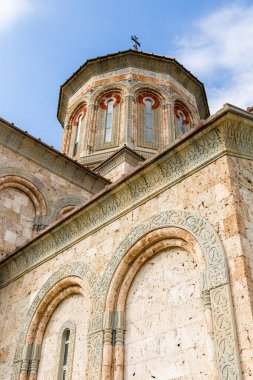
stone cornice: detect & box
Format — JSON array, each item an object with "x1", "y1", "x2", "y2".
[
  {"x1": 57, "y1": 49, "x2": 209, "y2": 125},
  {"x1": 1, "y1": 105, "x2": 253, "y2": 288},
  {"x1": 0, "y1": 117, "x2": 109, "y2": 193},
  {"x1": 95, "y1": 146, "x2": 145, "y2": 176}
]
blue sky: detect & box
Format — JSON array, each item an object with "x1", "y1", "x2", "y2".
[{"x1": 0, "y1": 0, "x2": 252, "y2": 149}]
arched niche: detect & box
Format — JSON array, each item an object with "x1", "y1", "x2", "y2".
[
  {"x1": 94, "y1": 89, "x2": 123, "y2": 151},
  {"x1": 64, "y1": 103, "x2": 87, "y2": 157},
  {"x1": 100, "y1": 210, "x2": 242, "y2": 380},
  {"x1": 0, "y1": 176, "x2": 47, "y2": 217},
  {"x1": 12, "y1": 263, "x2": 102, "y2": 380},
  {"x1": 48, "y1": 195, "x2": 84, "y2": 223},
  {"x1": 0, "y1": 176, "x2": 47, "y2": 258}
]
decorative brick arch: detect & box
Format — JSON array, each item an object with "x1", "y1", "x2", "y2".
[
  {"x1": 92, "y1": 86, "x2": 124, "y2": 104},
  {"x1": 12, "y1": 263, "x2": 102, "y2": 380},
  {"x1": 0, "y1": 175, "x2": 47, "y2": 217},
  {"x1": 99, "y1": 210, "x2": 242, "y2": 380}
]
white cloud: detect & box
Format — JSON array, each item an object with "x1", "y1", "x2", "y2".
[
  {"x1": 175, "y1": 4, "x2": 253, "y2": 114},
  {"x1": 0, "y1": 0, "x2": 34, "y2": 33}
]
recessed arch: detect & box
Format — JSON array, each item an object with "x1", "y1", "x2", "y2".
[
  {"x1": 0, "y1": 175, "x2": 47, "y2": 216},
  {"x1": 94, "y1": 89, "x2": 122, "y2": 150},
  {"x1": 49, "y1": 195, "x2": 84, "y2": 222},
  {"x1": 93, "y1": 86, "x2": 123, "y2": 105},
  {"x1": 63, "y1": 102, "x2": 87, "y2": 156},
  {"x1": 56, "y1": 205, "x2": 77, "y2": 220},
  {"x1": 12, "y1": 263, "x2": 101, "y2": 380},
  {"x1": 68, "y1": 102, "x2": 87, "y2": 126},
  {"x1": 106, "y1": 227, "x2": 204, "y2": 311},
  {"x1": 100, "y1": 210, "x2": 242, "y2": 380},
  {"x1": 134, "y1": 86, "x2": 164, "y2": 103}
]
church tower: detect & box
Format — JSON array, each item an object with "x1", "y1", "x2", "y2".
[
  {"x1": 58, "y1": 50, "x2": 209, "y2": 180},
  {"x1": 1, "y1": 45, "x2": 253, "y2": 380}
]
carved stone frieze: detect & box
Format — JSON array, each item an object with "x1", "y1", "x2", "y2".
[
  {"x1": 1, "y1": 114, "x2": 253, "y2": 288},
  {"x1": 211, "y1": 285, "x2": 242, "y2": 380}
]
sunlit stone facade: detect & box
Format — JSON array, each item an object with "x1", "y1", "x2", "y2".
[{"x1": 1, "y1": 49, "x2": 253, "y2": 380}]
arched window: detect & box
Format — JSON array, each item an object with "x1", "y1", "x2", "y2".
[
  {"x1": 60, "y1": 329, "x2": 70, "y2": 380},
  {"x1": 95, "y1": 92, "x2": 121, "y2": 150},
  {"x1": 73, "y1": 114, "x2": 82, "y2": 156},
  {"x1": 70, "y1": 104, "x2": 86, "y2": 157},
  {"x1": 137, "y1": 92, "x2": 160, "y2": 148},
  {"x1": 105, "y1": 99, "x2": 114, "y2": 142},
  {"x1": 178, "y1": 111, "x2": 185, "y2": 136},
  {"x1": 145, "y1": 99, "x2": 152, "y2": 143},
  {"x1": 174, "y1": 102, "x2": 191, "y2": 138}
]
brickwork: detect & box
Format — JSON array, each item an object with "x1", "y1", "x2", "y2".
[{"x1": 61, "y1": 60, "x2": 202, "y2": 168}]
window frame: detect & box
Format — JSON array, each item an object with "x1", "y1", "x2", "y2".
[
  {"x1": 104, "y1": 98, "x2": 115, "y2": 143},
  {"x1": 73, "y1": 114, "x2": 82, "y2": 156},
  {"x1": 57, "y1": 321, "x2": 76, "y2": 380},
  {"x1": 174, "y1": 102, "x2": 191, "y2": 138}
]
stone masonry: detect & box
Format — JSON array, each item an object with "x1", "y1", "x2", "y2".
[{"x1": 0, "y1": 50, "x2": 253, "y2": 380}]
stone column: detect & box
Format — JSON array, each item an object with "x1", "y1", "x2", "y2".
[
  {"x1": 101, "y1": 311, "x2": 113, "y2": 380},
  {"x1": 61, "y1": 124, "x2": 71, "y2": 155},
  {"x1": 167, "y1": 101, "x2": 175, "y2": 145},
  {"x1": 202, "y1": 289, "x2": 218, "y2": 380},
  {"x1": 123, "y1": 94, "x2": 135, "y2": 148},
  {"x1": 28, "y1": 344, "x2": 41, "y2": 380},
  {"x1": 80, "y1": 103, "x2": 94, "y2": 157},
  {"x1": 113, "y1": 311, "x2": 125, "y2": 380},
  {"x1": 19, "y1": 344, "x2": 32, "y2": 380}
]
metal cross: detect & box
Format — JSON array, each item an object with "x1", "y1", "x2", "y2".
[{"x1": 131, "y1": 35, "x2": 141, "y2": 50}]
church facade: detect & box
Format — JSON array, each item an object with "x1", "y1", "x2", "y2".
[{"x1": 1, "y1": 49, "x2": 253, "y2": 379}]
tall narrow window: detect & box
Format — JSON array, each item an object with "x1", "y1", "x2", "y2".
[
  {"x1": 145, "y1": 99, "x2": 152, "y2": 142},
  {"x1": 61, "y1": 329, "x2": 70, "y2": 380},
  {"x1": 179, "y1": 112, "x2": 185, "y2": 136},
  {"x1": 137, "y1": 92, "x2": 160, "y2": 149},
  {"x1": 105, "y1": 99, "x2": 114, "y2": 142},
  {"x1": 174, "y1": 102, "x2": 191, "y2": 138},
  {"x1": 73, "y1": 114, "x2": 82, "y2": 156}
]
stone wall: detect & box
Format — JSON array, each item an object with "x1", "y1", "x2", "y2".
[
  {"x1": 0, "y1": 153, "x2": 247, "y2": 379},
  {"x1": 225, "y1": 156, "x2": 253, "y2": 378},
  {"x1": 1, "y1": 109, "x2": 253, "y2": 379},
  {"x1": 0, "y1": 142, "x2": 91, "y2": 261},
  {"x1": 37, "y1": 294, "x2": 89, "y2": 380},
  {"x1": 124, "y1": 248, "x2": 208, "y2": 379},
  {"x1": 0, "y1": 187, "x2": 35, "y2": 258}
]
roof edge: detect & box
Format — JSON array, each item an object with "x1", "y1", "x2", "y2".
[{"x1": 57, "y1": 49, "x2": 209, "y2": 125}]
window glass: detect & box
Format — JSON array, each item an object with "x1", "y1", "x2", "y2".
[
  {"x1": 179, "y1": 113, "x2": 185, "y2": 135},
  {"x1": 73, "y1": 114, "x2": 82, "y2": 156},
  {"x1": 145, "y1": 99, "x2": 152, "y2": 143},
  {"x1": 61, "y1": 329, "x2": 70, "y2": 380},
  {"x1": 105, "y1": 99, "x2": 114, "y2": 142}
]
